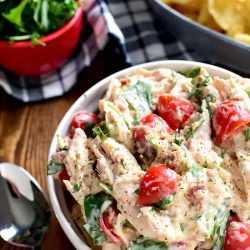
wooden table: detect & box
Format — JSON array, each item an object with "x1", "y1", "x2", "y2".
[{"x1": 0, "y1": 45, "x2": 127, "y2": 250}]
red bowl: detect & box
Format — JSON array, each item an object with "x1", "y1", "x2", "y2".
[{"x1": 0, "y1": 8, "x2": 83, "y2": 76}]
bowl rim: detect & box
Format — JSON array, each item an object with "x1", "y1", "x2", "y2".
[
  {"x1": 0, "y1": 7, "x2": 83, "y2": 47},
  {"x1": 47, "y1": 60, "x2": 241, "y2": 250}
]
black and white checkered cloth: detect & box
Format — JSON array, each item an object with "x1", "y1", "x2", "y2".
[{"x1": 0, "y1": 0, "x2": 206, "y2": 103}]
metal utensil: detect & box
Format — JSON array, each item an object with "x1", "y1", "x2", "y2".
[{"x1": 0, "y1": 162, "x2": 51, "y2": 249}]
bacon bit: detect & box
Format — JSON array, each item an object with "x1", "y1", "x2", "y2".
[{"x1": 185, "y1": 183, "x2": 205, "y2": 204}]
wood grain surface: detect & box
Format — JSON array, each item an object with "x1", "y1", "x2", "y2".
[{"x1": 0, "y1": 46, "x2": 127, "y2": 250}]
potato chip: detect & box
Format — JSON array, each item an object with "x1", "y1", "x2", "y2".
[
  {"x1": 208, "y1": 0, "x2": 245, "y2": 31},
  {"x1": 227, "y1": 23, "x2": 245, "y2": 37},
  {"x1": 163, "y1": 0, "x2": 204, "y2": 12},
  {"x1": 198, "y1": 0, "x2": 222, "y2": 31},
  {"x1": 232, "y1": 33, "x2": 250, "y2": 45}
]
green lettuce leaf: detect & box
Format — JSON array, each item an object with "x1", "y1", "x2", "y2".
[{"x1": 83, "y1": 192, "x2": 112, "y2": 245}]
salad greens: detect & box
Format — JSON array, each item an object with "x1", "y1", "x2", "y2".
[
  {"x1": 130, "y1": 237, "x2": 169, "y2": 250},
  {"x1": 83, "y1": 192, "x2": 112, "y2": 245},
  {"x1": 205, "y1": 206, "x2": 230, "y2": 250},
  {"x1": 124, "y1": 80, "x2": 152, "y2": 119},
  {"x1": 0, "y1": 0, "x2": 78, "y2": 44},
  {"x1": 47, "y1": 160, "x2": 64, "y2": 175},
  {"x1": 92, "y1": 126, "x2": 108, "y2": 141},
  {"x1": 154, "y1": 194, "x2": 174, "y2": 209}
]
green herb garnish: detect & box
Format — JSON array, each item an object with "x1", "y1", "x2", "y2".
[
  {"x1": 184, "y1": 119, "x2": 204, "y2": 140},
  {"x1": 99, "y1": 182, "x2": 112, "y2": 195},
  {"x1": 179, "y1": 222, "x2": 185, "y2": 232},
  {"x1": 185, "y1": 126, "x2": 194, "y2": 140},
  {"x1": 221, "y1": 149, "x2": 226, "y2": 159},
  {"x1": 92, "y1": 126, "x2": 107, "y2": 141},
  {"x1": 244, "y1": 128, "x2": 250, "y2": 142},
  {"x1": 130, "y1": 237, "x2": 168, "y2": 250},
  {"x1": 123, "y1": 219, "x2": 135, "y2": 229},
  {"x1": 83, "y1": 192, "x2": 112, "y2": 245},
  {"x1": 47, "y1": 160, "x2": 64, "y2": 175},
  {"x1": 124, "y1": 80, "x2": 152, "y2": 119},
  {"x1": 73, "y1": 183, "x2": 81, "y2": 192},
  {"x1": 134, "y1": 188, "x2": 139, "y2": 195},
  {"x1": 189, "y1": 165, "x2": 202, "y2": 178},
  {"x1": 154, "y1": 195, "x2": 174, "y2": 209},
  {"x1": 120, "y1": 159, "x2": 126, "y2": 169},
  {"x1": 183, "y1": 67, "x2": 201, "y2": 78},
  {"x1": 83, "y1": 123, "x2": 96, "y2": 137},
  {"x1": 132, "y1": 120, "x2": 140, "y2": 126},
  {"x1": 174, "y1": 130, "x2": 183, "y2": 146}
]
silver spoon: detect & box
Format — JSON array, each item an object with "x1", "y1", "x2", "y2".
[{"x1": 0, "y1": 162, "x2": 51, "y2": 249}]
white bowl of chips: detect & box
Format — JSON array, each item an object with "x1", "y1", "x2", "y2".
[
  {"x1": 47, "y1": 60, "x2": 243, "y2": 250},
  {"x1": 150, "y1": 0, "x2": 250, "y2": 74}
]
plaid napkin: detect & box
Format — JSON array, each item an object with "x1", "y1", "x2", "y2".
[{"x1": 0, "y1": 0, "x2": 205, "y2": 103}]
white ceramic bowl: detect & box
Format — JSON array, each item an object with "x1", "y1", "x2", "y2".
[{"x1": 47, "y1": 60, "x2": 240, "y2": 250}]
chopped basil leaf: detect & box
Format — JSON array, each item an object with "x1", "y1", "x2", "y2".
[
  {"x1": 203, "y1": 95, "x2": 215, "y2": 117},
  {"x1": 188, "y1": 87, "x2": 202, "y2": 99},
  {"x1": 246, "y1": 90, "x2": 250, "y2": 97},
  {"x1": 92, "y1": 126, "x2": 107, "y2": 141},
  {"x1": 184, "y1": 126, "x2": 194, "y2": 140},
  {"x1": 244, "y1": 128, "x2": 250, "y2": 142},
  {"x1": 83, "y1": 123, "x2": 96, "y2": 137},
  {"x1": 47, "y1": 160, "x2": 63, "y2": 175},
  {"x1": 120, "y1": 159, "x2": 126, "y2": 169},
  {"x1": 123, "y1": 219, "x2": 135, "y2": 229},
  {"x1": 130, "y1": 237, "x2": 168, "y2": 250},
  {"x1": 221, "y1": 149, "x2": 226, "y2": 159},
  {"x1": 206, "y1": 206, "x2": 230, "y2": 250},
  {"x1": 73, "y1": 183, "x2": 81, "y2": 192},
  {"x1": 124, "y1": 80, "x2": 152, "y2": 119},
  {"x1": 185, "y1": 119, "x2": 204, "y2": 140},
  {"x1": 189, "y1": 74, "x2": 211, "y2": 100},
  {"x1": 107, "y1": 103, "x2": 121, "y2": 114},
  {"x1": 184, "y1": 67, "x2": 201, "y2": 78},
  {"x1": 105, "y1": 122, "x2": 117, "y2": 138},
  {"x1": 132, "y1": 120, "x2": 140, "y2": 126},
  {"x1": 99, "y1": 182, "x2": 113, "y2": 195},
  {"x1": 154, "y1": 195, "x2": 174, "y2": 209},
  {"x1": 134, "y1": 188, "x2": 139, "y2": 195},
  {"x1": 174, "y1": 130, "x2": 183, "y2": 146},
  {"x1": 179, "y1": 222, "x2": 185, "y2": 232},
  {"x1": 212, "y1": 210, "x2": 230, "y2": 250},
  {"x1": 83, "y1": 192, "x2": 112, "y2": 245},
  {"x1": 189, "y1": 165, "x2": 202, "y2": 178}
]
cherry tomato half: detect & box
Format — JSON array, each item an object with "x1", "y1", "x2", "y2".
[
  {"x1": 133, "y1": 113, "x2": 173, "y2": 146},
  {"x1": 140, "y1": 113, "x2": 173, "y2": 134},
  {"x1": 212, "y1": 100, "x2": 250, "y2": 144},
  {"x1": 69, "y1": 111, "x2": 98, "y2": 138},
  {"x1": 138, "y1": 164, "x2": 179, "y2": 206},
  {"x1": 98, "y1": 204, "x2": 120, "y2": 243},
  {"x1": 224, "y1": 220, "x2": 250, "y2": 250},
  {"x1": 157, "y1": 95, "x2": 195, "y2": 130}
]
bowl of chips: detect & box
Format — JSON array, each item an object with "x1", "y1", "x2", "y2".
[{"x1": 150, "y1": 0, "x2": 250, "y2": 74}]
